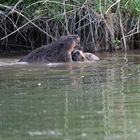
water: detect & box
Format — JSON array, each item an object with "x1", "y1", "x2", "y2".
[{"x1": 0, "y1": 52, "x2": 140, "y2": 140}]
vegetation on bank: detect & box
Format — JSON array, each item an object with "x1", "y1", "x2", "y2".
[{"x1": 0, "y1": 0, "x2": 140, "y2": 53}]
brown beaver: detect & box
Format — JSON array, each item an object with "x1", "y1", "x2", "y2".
[
  {"x1": 18, "y1": 35, "x2": 80, "y2": 63},
  {"x1": 72, "y1": 49, "x2": 99, "y2": 61}
]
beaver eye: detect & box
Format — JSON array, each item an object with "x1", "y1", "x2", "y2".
[
  {"x1": 60, "y1": 42, "x2": 64, "y2": 46},
  {"x1": 69, "y1": 37, "x2": 74, "y2": 42}
]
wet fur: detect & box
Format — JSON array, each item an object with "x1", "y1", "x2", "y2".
[
  {"x1": 19, "y1": 35, "x2": 79, "y2": 63},
  {"x1": 72, "y1": 49, "x2": 99, "y2": 61},
  {"x1": 71, "y1": 49, "x2": 86, "y2": 61}
]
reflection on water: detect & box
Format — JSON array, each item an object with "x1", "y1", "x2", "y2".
[{"x1": 0, "y1": 52, "x2": 140, "y2": 140}]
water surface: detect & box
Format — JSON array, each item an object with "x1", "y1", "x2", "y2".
[{"x1": 0, "y1": 52, "x2": 140, "y2": 140}]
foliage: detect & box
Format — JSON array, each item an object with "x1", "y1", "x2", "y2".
[
  {"x1": 1, "y1": 0, "x2": 140, "y2": 17},
  {"x1": 124, "y1": 0, "x2": 140, "y2": 17}
]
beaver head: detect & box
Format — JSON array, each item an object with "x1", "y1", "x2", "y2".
[
  {"x1": 72, "y1": 49, "x2": 86, "y2": 61},
  {"x1": 57, "y1": 35, "x2": 80, "y2": 52}
]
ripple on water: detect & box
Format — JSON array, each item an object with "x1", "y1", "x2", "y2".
[{"x1": 28, "y1": 130, "x2": 63, "y2": 137}]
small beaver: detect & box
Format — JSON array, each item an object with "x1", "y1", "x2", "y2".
[
  {"x1": 72, "y1": 49, "x2": 99, "y2": 61},
  {"x1": 84, "y1": 52, "x2": 100, "y2": 61},
  {"x1": 71, "y1": 49, "x2": 86, "y2": 61},
  {"x1": 18, "y1": 35, "x2": 80, "y2": 63}
]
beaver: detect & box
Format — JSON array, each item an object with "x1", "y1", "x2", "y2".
[
  {"x1": 71, "y1": 49, "x2": 86, "y2": 61},
  {"x1": 72, "y1": 49, "x2": 99, "y2": 61},
  {"x1": 18, "y1": 35, "x2": 80, "y2": 63}
]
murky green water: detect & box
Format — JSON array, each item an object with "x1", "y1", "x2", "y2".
[{"x1": 0, "y1": 52, "x2": 140, "y2": 140}]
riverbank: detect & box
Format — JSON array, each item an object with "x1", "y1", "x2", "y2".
[{"x1": 0, "y1": 0, "x2": 139, "y2": 54}]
